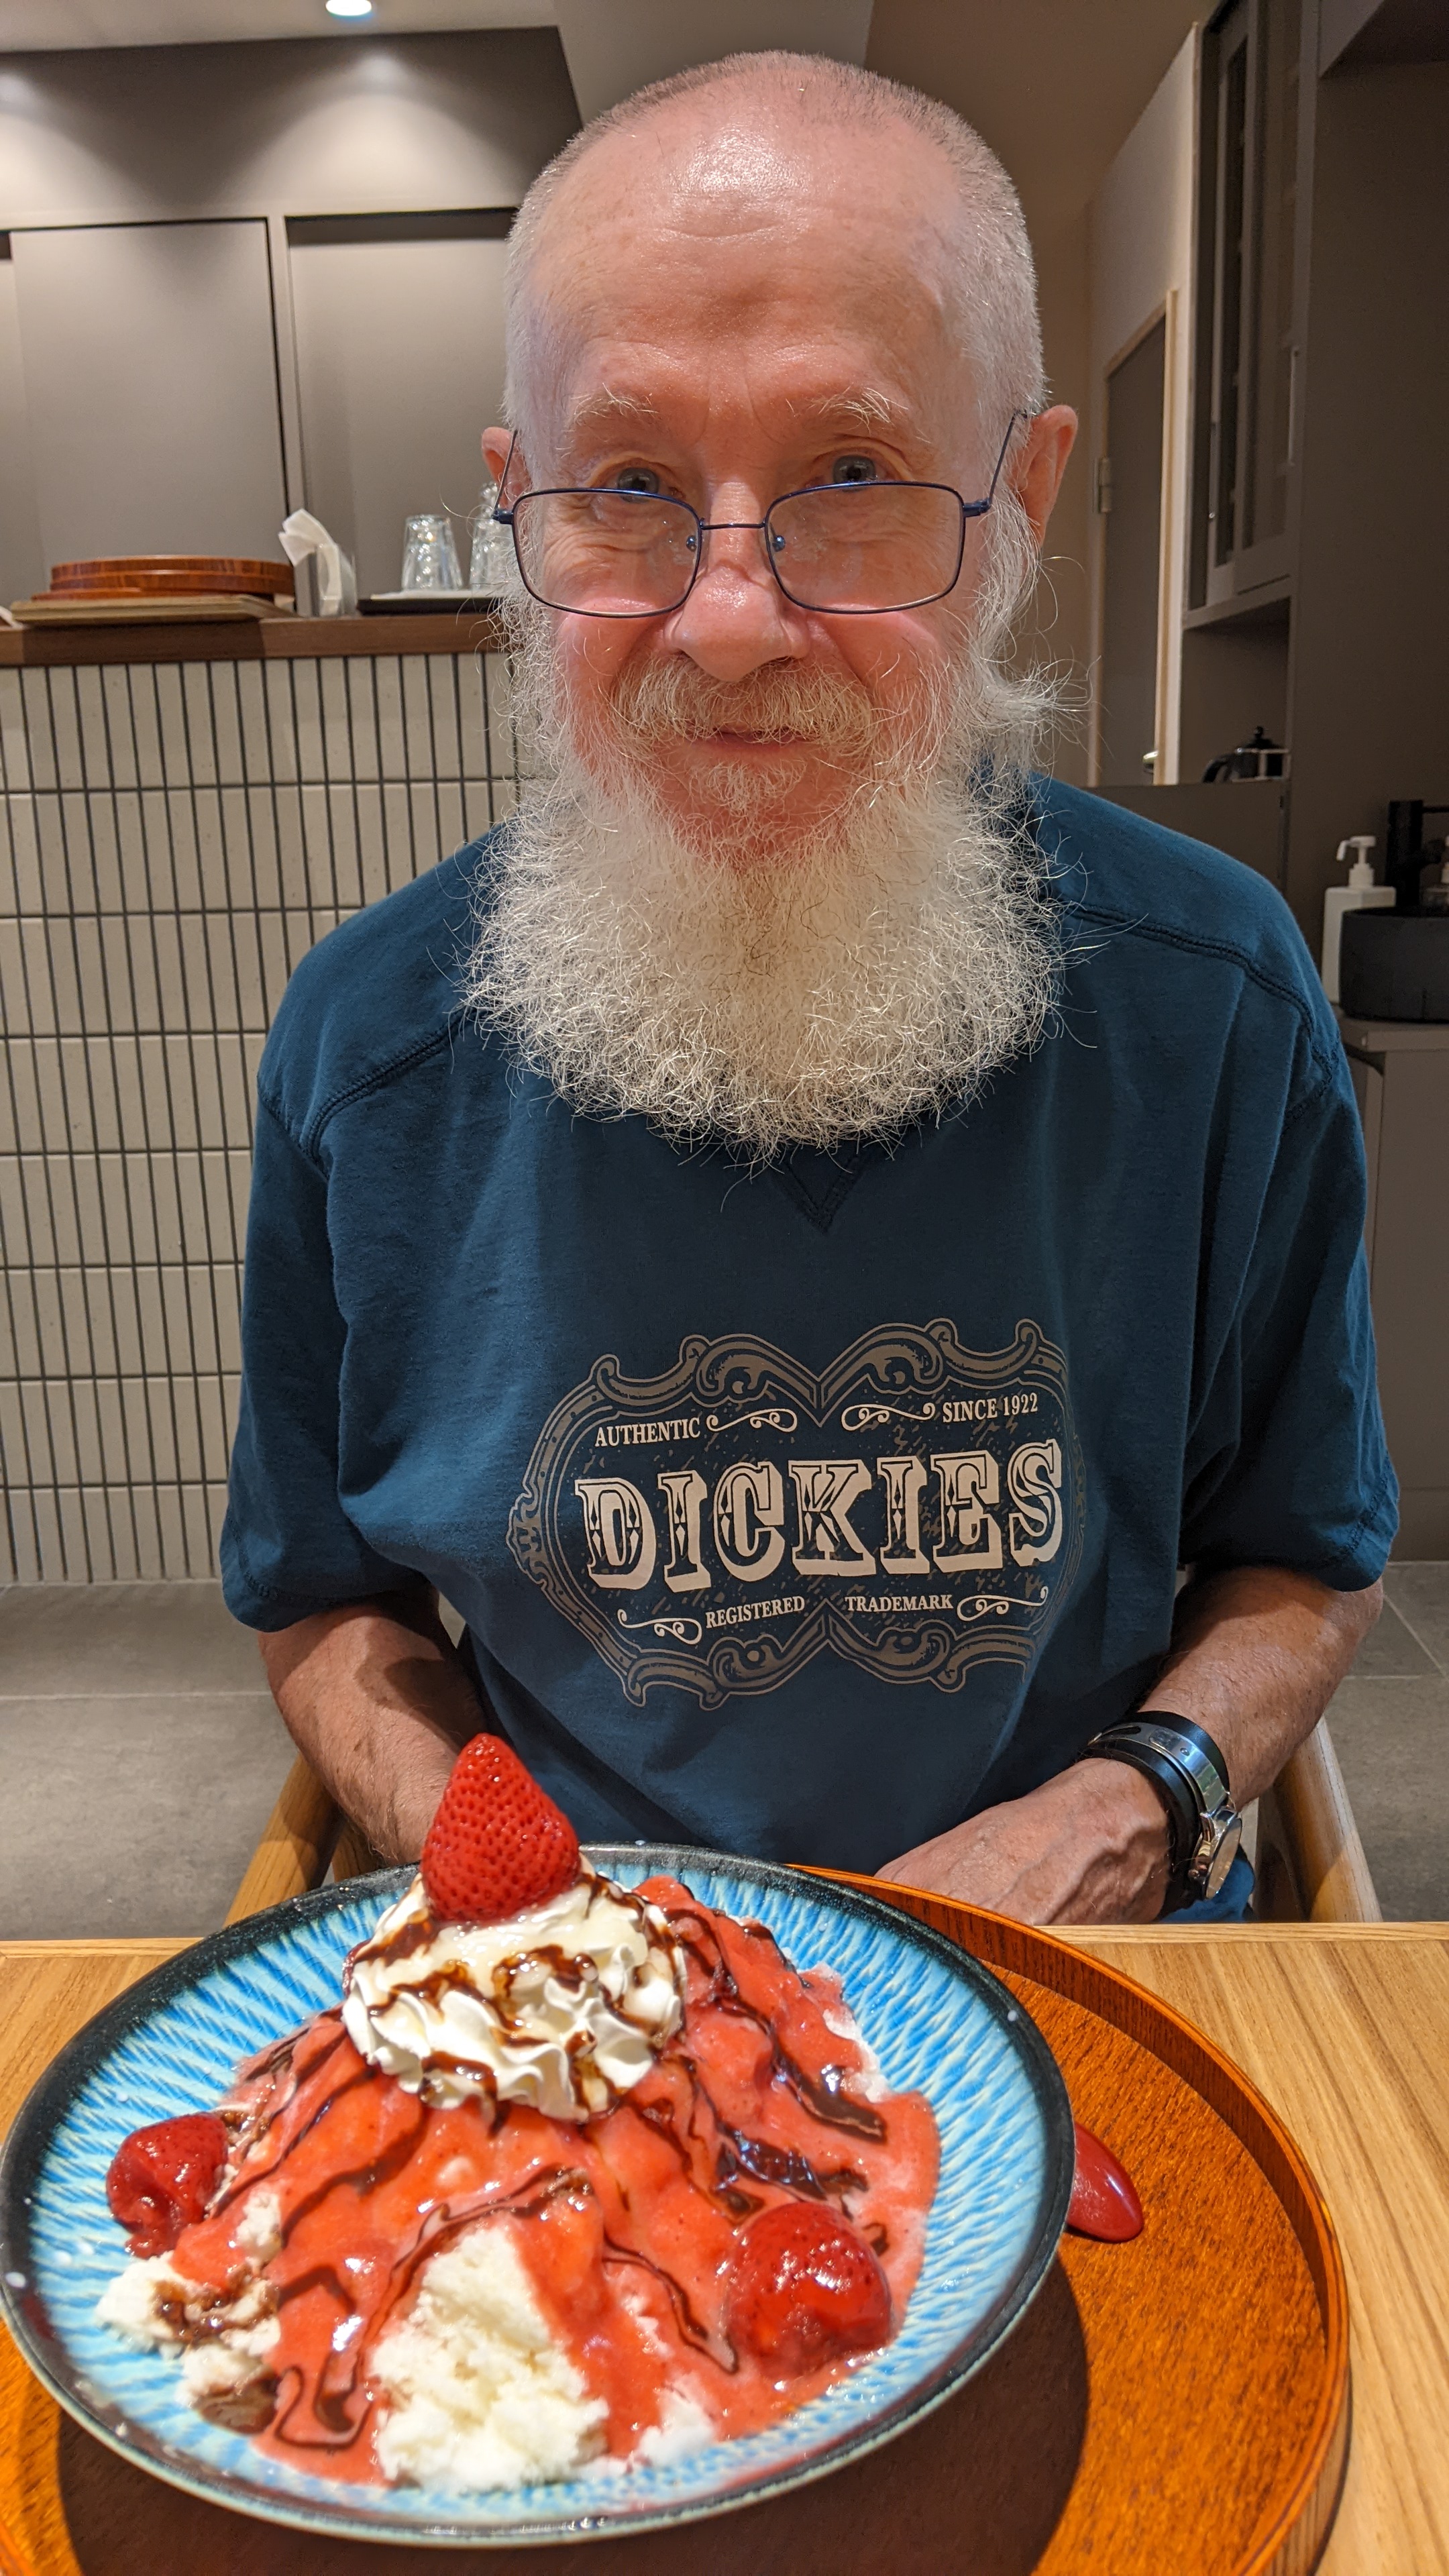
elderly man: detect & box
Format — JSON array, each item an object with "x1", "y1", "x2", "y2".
[{"x1": 222, "y1": 52, "x2": 1393, "y2": 1924}]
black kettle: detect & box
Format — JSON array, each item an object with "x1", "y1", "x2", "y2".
[{"x1": 1202, "y1": 725, "x2": 1287, "y2": 783}]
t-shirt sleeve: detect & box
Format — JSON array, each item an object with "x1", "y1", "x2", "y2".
[
  {"x1": 220, "y1": 1091, "x2": 427, "y2": 1630},
  {"x1": 1179, "y1": 1046, "x2": 1397, "y2": 1590}
]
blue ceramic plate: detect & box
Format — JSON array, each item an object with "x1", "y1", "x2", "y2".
[{"x1": 0, "y1": 1848, "x2": 1072, "y2": 2546}]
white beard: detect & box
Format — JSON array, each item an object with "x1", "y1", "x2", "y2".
[{"x1": 463, "y1": 599, "x2": 1061, "y2": 1163}]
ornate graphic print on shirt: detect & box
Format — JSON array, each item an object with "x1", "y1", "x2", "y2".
[{"x1": 508, "y1": 1319, "x2": 1084, "y2": 1707}]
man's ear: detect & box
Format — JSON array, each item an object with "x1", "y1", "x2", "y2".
[
  {"x1": 1013, "y1": 406, "x2": 1077, "y2": 546},
  {"x1": 482, "y1": 427, "x2": 519, "y2": 490}
]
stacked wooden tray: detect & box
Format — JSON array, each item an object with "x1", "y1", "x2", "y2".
[{"x1": 11, "y1": 555, "x2": 294, "y2": 625}]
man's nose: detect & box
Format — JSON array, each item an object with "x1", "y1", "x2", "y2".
[{"x1": 661, "y1": 522, "x2": 810, "y2": 682}]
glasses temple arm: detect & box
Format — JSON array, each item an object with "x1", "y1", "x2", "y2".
[
  {"x1": 493, "y1": 431, "x2": 521, "y2": 523},
  {"x1": 985, "y1": 409, "x2": 1029, "y2": 507}
]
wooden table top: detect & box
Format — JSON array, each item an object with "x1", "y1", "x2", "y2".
[{"x1": 3, "y1": 1921, "x2": 1448, "y2": 2575}]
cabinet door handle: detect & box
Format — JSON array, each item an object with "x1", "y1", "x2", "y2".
[{"x1": 1287, "y1": 346, "x2": 1300, "y2": 469}]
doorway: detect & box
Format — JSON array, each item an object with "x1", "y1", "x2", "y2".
[{"x1": 1099, "y1": 315, "x2": 1167, "y2": 787}]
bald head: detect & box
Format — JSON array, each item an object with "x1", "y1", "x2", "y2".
[{"x1": 504, "y1": 50, "x2": 1044, "y2": 461}]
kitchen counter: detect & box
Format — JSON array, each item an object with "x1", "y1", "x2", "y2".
[
  {"x1": 0, "y1": 611, "x2": 508, "y2": 669},
  {"x1": 1338, "y1": 1009, "x2": 1449, "y2": 1052}
]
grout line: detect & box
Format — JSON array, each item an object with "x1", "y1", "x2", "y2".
[
  {"x1": 1379, "y1": 1591, "x2": 1448, "y2": 1680},
  {"x1": 1340, "y1": 1670, "x2": 1449, "y2": 1686},
  {"x1": 0, "y1": 1688, "x2": 278, "y2": 1703}
]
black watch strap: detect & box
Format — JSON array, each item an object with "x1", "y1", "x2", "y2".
[
  {"x1": 1118, "y1": 1714, "x2": 1232, "y2": 1808},
  {"x1": 1079, "y1": 1735, "x2": 1197, "y2": 1892},
  {"x1": 1080, "y1": 1714, "x2": 1238, "y2": 1913}
]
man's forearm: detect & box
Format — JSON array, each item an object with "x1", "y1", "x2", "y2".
[
  {"x1": 879, "y1": 1564, "x2": 1381, "y2": 1921},
  {"x1": 1140, "y1": 1562, "x2": 1382, "y2": 1805},
  {"x1": 258, "y1": 1593, "x2": 486, "y2": 1864}
]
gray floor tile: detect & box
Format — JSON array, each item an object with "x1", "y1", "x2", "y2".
[
  {"x1": 1350, "y1": 1595, "x2": 1438, "y2": 1678},
  {"x1": 1326, "y1": 1674, "x2": 1449, "y2": 1921},
  {"x1": 0, "y1": 1582, "x2": 261, "y2": 1698},
  {"x1": 0, "y1": 1692, "x2": 292, "y2": 1939},
  {"x1": 1383, "y1": 1563, "x2": 1449, "y2": 1678}
]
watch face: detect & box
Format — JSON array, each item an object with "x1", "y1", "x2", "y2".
[{"x1": 1202, "y1": 1812, "x2": 1243, "y2": 1901}]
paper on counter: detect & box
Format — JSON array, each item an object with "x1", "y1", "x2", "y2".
[{"x1": 279, "y1": 511, "x2": 357, "y2": 617}]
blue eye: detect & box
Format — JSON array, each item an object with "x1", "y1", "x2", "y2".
[
  {"x1": 830, "y1": 455, "x2": 879, "y2": 484},
  {"x1": 614, "y1": 468, "x2": 661, "y2": 495}
]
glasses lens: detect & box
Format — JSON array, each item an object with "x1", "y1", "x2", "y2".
[
  {"x1": 766, "y1": 483, "x2": 965, "y2": 610},
  {"x1": 511, "y1": 490, "x2": 699, "y2": 614}
]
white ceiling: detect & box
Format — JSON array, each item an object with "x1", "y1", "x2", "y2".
[
  {"x1": 0, "y1": 0, "x2": 1199, "y2": 249},
  {"x1": 0, "y1": 0, "x2": 557, "y2": 44},
  {"x1": 0, "y1": 0, "x2": 875, "y2": 124}
]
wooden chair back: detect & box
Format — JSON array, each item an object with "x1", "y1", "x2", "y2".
[{"x1": 227, "y1": 1717, "x2": 1381, "y2": 1928}]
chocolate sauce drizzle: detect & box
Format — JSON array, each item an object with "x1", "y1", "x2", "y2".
[
  {"x1": 345, "y1": 1876, "x2": 675, "y2": 2116},
  {"x1": 667, "y1": 1900, "x2": 888, "y2": 2143},
  {"x1": 171, "y1": 1885, "x2": 898, "y2": 2455}
]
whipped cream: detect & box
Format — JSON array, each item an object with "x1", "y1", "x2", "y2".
[{"x1": 341, "y1": 1867, "x2": 686, "y2": 2120}]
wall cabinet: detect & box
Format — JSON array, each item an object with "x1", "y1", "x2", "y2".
[
  {"x1": 1168, "y1": 1, "x2": 1448, "y2": 937},
  {"x1": 1191, "y1": 0, "x2": 1303, "y2": 612}
]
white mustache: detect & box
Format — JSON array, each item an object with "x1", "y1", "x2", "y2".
[{"x1": 609, "y1": 656, "x2": 890, "y2": 759}]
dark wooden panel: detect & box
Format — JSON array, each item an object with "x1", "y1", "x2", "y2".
[{"x1": 0, "y1": 614, "x2": 506, "y2": 667}]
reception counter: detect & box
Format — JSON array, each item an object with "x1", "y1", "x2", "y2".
[
  {"x1": 0, "y1": 611, "x2": 507, "y2": 669},
  {"x1": 0, "y1": 614, "x2": 521, "y2": 1583}
]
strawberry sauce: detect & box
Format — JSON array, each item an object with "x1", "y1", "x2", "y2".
[{"x1": 128, "y1": 1877, "x2": 939, "y2": 2483}]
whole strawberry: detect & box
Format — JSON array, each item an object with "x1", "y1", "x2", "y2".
[
  {"x1": 725, "y1": 2201, "x2": 892, "y2": 2373},
  {"x1": 421, "y1": 1733, "x2": 580, "y2": 1924},
  {"x1": 105, "y1": 2112, "x2": 229, "y2": 2257}
]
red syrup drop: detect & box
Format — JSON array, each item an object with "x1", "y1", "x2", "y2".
[{"x1": 1067, "y1": 2120, "x2": 1143, "y2": 2241}]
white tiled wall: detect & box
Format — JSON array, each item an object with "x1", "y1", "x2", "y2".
[{"x1": 0, "y1": 647, "x2": 521, "y2": 1580}]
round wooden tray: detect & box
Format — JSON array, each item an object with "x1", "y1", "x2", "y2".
[
  {"x1": 0, "y1": 1884, "x2": 1346, "y2": 2575},
  {"x1": 49, "y1": 557, "x2": 292, "y2": 595}
]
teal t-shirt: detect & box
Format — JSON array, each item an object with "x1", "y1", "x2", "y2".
[{"x1": 221, "y1": 781, "x2": 1395, "y2": 1874}]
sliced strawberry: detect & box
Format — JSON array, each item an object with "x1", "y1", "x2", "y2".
[
  {"x1": 420, "y1": 1733, "x2": 580, "y2": 1925},
  {"x1": 105, "y1": 2112, "x2": 229, "y2": 2256},
  {"x1": 725, "y1": 2200, "x2": 892, "y2": 2375}
]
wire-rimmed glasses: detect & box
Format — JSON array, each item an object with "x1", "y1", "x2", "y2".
[{"x1": 494, "y1": 414, "x2": 1023, "y2": 619}]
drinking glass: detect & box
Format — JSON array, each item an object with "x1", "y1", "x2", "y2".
[
  {"x1": 400, "y1": 513, "x2": 462, "y2": 593},
  {"x1": 468, "y1": 479, "x2": 519, "y2": 596}
]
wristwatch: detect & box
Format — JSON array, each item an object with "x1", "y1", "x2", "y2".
[{"x1": 1079, "y1": 1714, "x2": 1242, "y2": 1911}]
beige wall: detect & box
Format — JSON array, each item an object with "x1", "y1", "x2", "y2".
[
  {"x1": 1021, "y1": 219, "x2": 1093, "y2": 787},
  {"x1": 865, "y1": 0, "x2": 1201, "y2": 788},
  {"x1": 0, "y1": 31, "x2": 577, "y2": 227},
  {"x1": 0, "y1": 32, "x2": 580, "y2": 604}
]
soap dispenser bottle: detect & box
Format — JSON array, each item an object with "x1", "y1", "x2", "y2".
[{"x1": 1322, "y1": 837, "x2": 1393, "y2": 1005}]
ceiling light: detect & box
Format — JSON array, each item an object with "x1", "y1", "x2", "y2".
[{"x1": 326, "y1": 1, "x2": 374, "y2": 16}]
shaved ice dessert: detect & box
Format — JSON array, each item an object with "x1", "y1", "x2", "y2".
[{"x1": 97, "y1": 1736, "x2": 939, "y2": 2493}]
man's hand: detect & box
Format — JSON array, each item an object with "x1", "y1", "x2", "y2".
[
  {"x1": 878, "y1": 1760, "x2": 1171, "y2": 1924},
  {"x1": 878, "y1": 1564, "x2": 1381, "y2": 1922}
]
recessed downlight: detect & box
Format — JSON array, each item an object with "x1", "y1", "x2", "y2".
[{"x1": 326, "y1": 1, "x2": 374, "y2": 17}]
